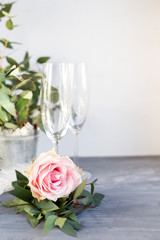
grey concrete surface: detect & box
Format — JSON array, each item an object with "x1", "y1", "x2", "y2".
[{"x1": 1, "y1": 157, "x2": 160, "y2": 240}]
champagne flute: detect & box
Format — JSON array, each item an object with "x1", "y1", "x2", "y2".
[
  {"x1": 41, "y1": 63, "x2": 72, "y2": 153},
  {"x1": 69, "y1": 63, "x2": 91, "y2": 178}
]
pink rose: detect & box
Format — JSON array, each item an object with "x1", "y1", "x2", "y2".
[{"x1": 26, "y1": 150, "x2": 82, "y2": 202}]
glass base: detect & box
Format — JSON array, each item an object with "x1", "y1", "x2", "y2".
[{"x1": 82, "y1": 170, "x2": 92, "y2": 180}]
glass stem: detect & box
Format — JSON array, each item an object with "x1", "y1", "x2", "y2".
[
  {"x1": 74, "y1": 132, "x2": 79, "y2": 167},
  {"x1": 52, "y1": 139, "x2": 59, "y2": 154},
  {"x1": 56, "y1": 139, "x2": 59, "y2": 154}
]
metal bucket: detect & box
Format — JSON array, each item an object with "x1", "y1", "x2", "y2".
[{"x1": 0, "y1": 132, "x2": 39, "y2": 169}]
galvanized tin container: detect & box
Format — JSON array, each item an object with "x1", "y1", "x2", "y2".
[{"x1": 0, "y1": 132, "x2": 39, "y2": 169}]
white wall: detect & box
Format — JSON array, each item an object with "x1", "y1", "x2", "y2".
[{"x1": 3, "y1": 0, "x2": 160, "y2": 156}]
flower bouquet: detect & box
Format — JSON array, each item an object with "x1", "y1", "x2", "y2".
[{"x1": 1, "y1": 149, "x2": 104, "y2": 237}]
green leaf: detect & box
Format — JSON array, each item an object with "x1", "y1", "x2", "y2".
[
  {"x1": 0, "y1": 39, "x2": 12, "y2": 48},
  {"x1": 61, "y1": 221, "x2": 77, "y2": 237},
  {"x1": 2, "y1": 198, "x2": 28, "y2": 207},
  {"x1": 92, "y1": 193, "x2": 105, "y2": 207},
  {"x1": 19, "y1": 90, "x2": 33, "y2": 100},
  {"x1": 31, "y1": 208, "x2": 41, "y2": 215},
  {"x1": 0, "y1": 90, "x2": 15, "y2": 116},
  {"x1": 91, "y1": 183, "x2": 94, "y2": 195},
  {"x1": 34, "y1": 199, "x2": 59, "y2": 211},
  {"x1": 73, "y1": 179, "x2": 87, "y2": 200},
  {"x1": 67, "y1": 219, "x2": 82, "y2": 230},
  {"x1": 43, "y1": 211, "x2": 55, "y2": 219},
  {"x1": 4, "y1": 122, "x2": 17, "y2": 129},
  {"x1": 31, "y1": 112, "x2": 44, "y2": 132},
  {"x1": 16, "y1": 170, "x2": 28, "y2": 182},
  {"x1": 23, "y1": 52, "x2": 30, "y2": 70},
  {"x1": 37, "y1": 57, "x2": 50, "y2": 64},
  {"x1": 16, "y1": 98, "x2": 29, "y2": 112},
  {"x1": 0, "y1": 72, "x2": 6, "y2": 82},
  {"x1": 2, "y1": 10, "x2": 11, "y2": 18},
  {"x1": 82, "y1": 195, "x2": 92, "y2": 205},
  {"x1": 27, "y1": 214, "x2": 39, "y2": 228},
  {"x1": 1, "y1": 84, "x2": 10, "y2": 95},
  {"x1": 16, "y1": 205, "x2": 26, "y2": 213},
  {"x1": 0, "y1": 105, "x2": 8, "y2": 122},
  {"x1": 6, "y1": 56, "x2": 19, "y2": 66},
  {"x1": 91, "y1": 178, "x2": 98, "y2": 184},
  {"x1": 51, "y1": 86, "x2": 59, "y2": 103},
  {"x1": 68, "y1": 212, "x2": 78, "y2": 222},
  {"x1": 24, "y1": 205, "x2": 41, "y2": 217},
  {"x1": 6, "y1": 65, "x2": 17, "y2": 76},
  {"x1": 62, "y1": 209, "x2": 73, "y2": 218},
  {"x1": 9, "y1": 67, "x2": 21, "y2": 80},
  {"x1": 2, "y1": 2, "x2": 14, "y2": 14},
  {"x1": 15, "y1": 79, "x2": 36, "y2": 91},
  {"x1": 44, "y1": 214, "x2": 57, "y2": 234},
  {"x1": 6, "y1": 18, "x2": 14, "y2": 30},
  {"x1": 80, "y1": 189, "x2": 91, "y2": 197},
  {"x1": 12, "y1": 180, "x2": 27, "y2": 188},
  {"x1": 18, "y1": 108, "x2": 27, "y2": 125},
  {"x1": 55, "y1": 217, "x2": 67, "y2": 229},
  {"x1": 0, "y1": 39, "x2": 20, "y2": 49},
  {"x1": 11, "y1": 94, "x2": 18, "y2": 102},
  {"x1": 9, "y1": 185, "x2": 33, "y2": 202},
  {"x1": 31, "y1": 81, "x2": 40, "y2": 105}
]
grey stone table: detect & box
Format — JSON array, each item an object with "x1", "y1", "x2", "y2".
[{"x1": 1, "y1": 156, "x2": 160, "y2": 240}]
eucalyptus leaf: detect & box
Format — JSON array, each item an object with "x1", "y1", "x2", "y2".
[
  {"x1": 6, "y1": 56, "x2": 18, "y2": 66},
  {"x1": 0, "y1": 90, "x2": 15, "y2": 116},
  {"x1": 19, "y1": 90, "x2": 33, "y2": 100},
  {"x1": 2, "y1": 2, "x2": 14, "y2": 15},
  {"x1": 16, "y1": 98, "x2": 29, "y2": 112},
  {"x1": 11, "y1": 94, "x2": 17, "y2": 102},
  {"x1": 0, "y1": 72, "x2": 6, "y2": 82},
  {"x1": 6, "y1": 18, "x2": 14, "y2": 30},
  {"x1": 2, "y1": 10, "x2": 11, "y2": 18},
  {"x1": 0, "y1": 105, "x2": 8, "y2": 122},
  {"x1": 51, "y1": 86, "x2": 59, "y2": 103},
  {"x1": 4, "y1": 122, "x2": 17, "y2": 129},
  {"x1": 18, "y1": 107, "x2": 27, "y2": 125},
  {"x1": 37, "y1": 57, "x2": 50, "y2": 64},
  {"x1": 15, "y1": 79, "x2": 36, "y2": 91},
  {"x1": 23, "y1": 51, "x2": 30, "y2": 70},
  {"x1": 0, "y1": 39, "x2": 13, "y2": 48}
]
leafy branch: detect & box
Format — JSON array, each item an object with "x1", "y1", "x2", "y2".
[
  {"x1": 0, "y1": 2, "x2": 59, "y2": 131},
  {"x1": 1, "y1": 170, "x2": 104, "y2": 237}
]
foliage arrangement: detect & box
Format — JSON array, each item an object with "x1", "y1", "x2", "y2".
[
  {"x1": 1, "y1": 171, "x2": 104, "y2": 237},
  {"x1": 0, "y1": 2, "x2": 58, "y2": 131}
]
